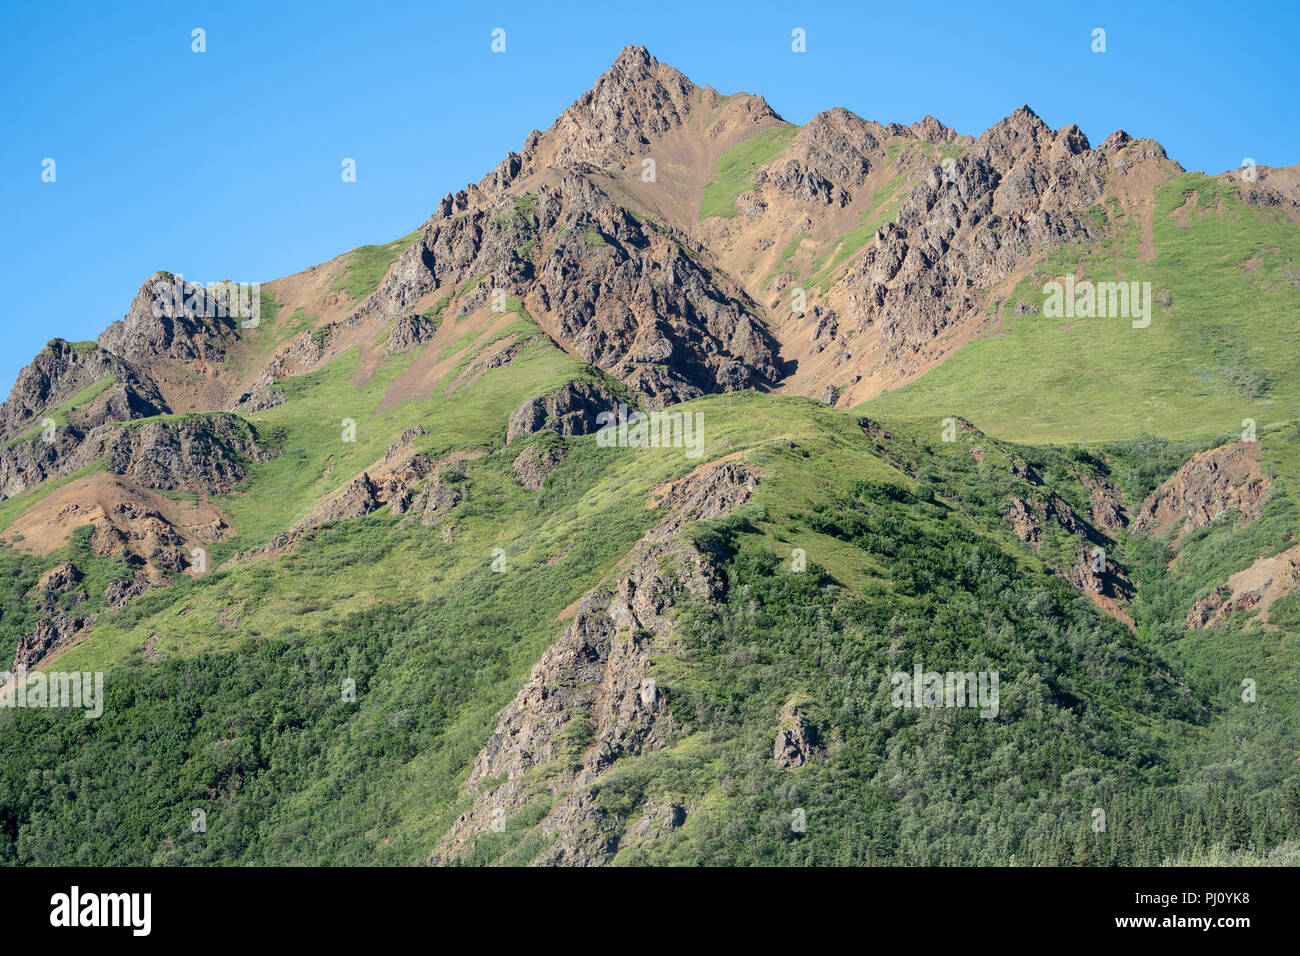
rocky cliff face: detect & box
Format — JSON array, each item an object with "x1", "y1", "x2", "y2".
[
  {"x1": 0, "y1": 45, "x2": 1200, "y2": 439},
  {"x1": 1136, "y1": 441, "x2": 1269, "y2": 544},
  {"x1": 506, "y1": 381, "x2": 622, "y2": 443},
  {"x1": 431, "y1": 461, "x2": 757, "y2": 866},
  {"x1": 0, "y1": 339, "x2": 168, "y2": 442},
  {"x1": 542, "y1": 45, "x2": 705, "y2": 170},
  {"x1": 354, "y1": 168, "x2": 782, "y2": 405},
  {"x1": 96, "y1": 273, "x2": 243, "y2": 365},
  {"x1": 0, "y1": 413, "x2": 277, "y2": 500},
  {"x1": 840, "y1": 108, "x2": 1176, "y2": 369}
]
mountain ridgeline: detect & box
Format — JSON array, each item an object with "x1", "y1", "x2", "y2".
[{"x1": 0, "y1": 47, "x2": 1297, "y2": 866}]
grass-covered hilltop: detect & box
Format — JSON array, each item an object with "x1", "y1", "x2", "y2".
[{"x1": 1, "y1": 47, "x2": 1297, "y2": 866}]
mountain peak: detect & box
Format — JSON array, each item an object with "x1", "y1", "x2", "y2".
[
  {"x1": 976, "y1": 104, "x2": 1055, "y2": 156},
  {"x1": 911, "y1": 114, "x2": 957, "y2": 144},
  {"x1": 586, "y1": 44, "x2": 696, "y2": 105},
  {"x1": 607, "y1": 43, "x2": 655, "y2": 71},
  {"x1": 542, "y1": 46, "x2": 700, "y2": 167}
]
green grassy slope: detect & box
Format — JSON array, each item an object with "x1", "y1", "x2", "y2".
[
  {"x1": 866, "y1": 175, "x2": 1300, "y2": 443},
  {"x1": 1, "y1": 388, "x2": 1296, "y2": 865},
  {"x1": 2, "y1": 166, "x2": 1299, "y2": 865},
  {"x1": 330, "y1": 229, "x2": 424, "y2": 303},
  {"x1": 699, "y1": 125, "x2": 799, "y2": 220}
]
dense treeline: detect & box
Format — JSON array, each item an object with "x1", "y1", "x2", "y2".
[
  {"x1": 615, "y1": 485, "x2": 1299, "y2": 864},
  {"x1": 0, "y1": 513, "x2": 600, "y2": 865},
  {"x1": 1, "y1": 427, "x2": 1296, "y2": 865}
]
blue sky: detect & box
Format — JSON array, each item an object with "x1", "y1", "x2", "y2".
[{"x1": 2, "y1": 0, "x2": 1297, "y2": 395}]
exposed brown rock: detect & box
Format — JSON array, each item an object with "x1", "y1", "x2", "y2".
[
  {"x1": 96, "y1": 273, "x2": 242, "y2": 366},
  {"x1": 1187, "y1": 543, "x2": 1300, "y2": 631},
  {"x1": 1006, "y1": 496, "x2": 1042, "y2": 544},
  {"x1": 384, "y1": 314, "x2": 439, "y2": 355},
  {"x1": 1136, "y1": 441, "x2": 1268, "y2": 545},
  {"x1": 773, "y1": 703, "x2": 821, "y2": 768},
  {"x1": 90, "y1": 504, "x2": 190, "y2": 574},
  {"x1": 507, "y1": 381, "x2": 622, "y2": 443},
  {"x1": 1005, "y1": 492, "x2": 1134, "y2": 624},
  {"x1": 36, "y1": 562, "x2": 82, "y2": 595},
  {"x1": 0, "y1": 339, "x2": 169, "y2": 443},
  {"x1": 401, "y1": 475, "x2": 463, "y2": 527},
  {"x1": 431, "y1": 460, "x2": 758, "y2": 866},
  {"x1": 314, "y1": 473, "x2": 382, "y2": 523},
  {"x1": 513, "y1": 441, "x2": 568, "y2": 490},
  {"x1": 1076, "y1": 466, "x2": 1129, "y2": 534},
  {"x1": 0, "y1": 413, "x2": 276, "y2": 501},
  {"x1": 12, "y1": 614, "x2": 87, "y2": 671}
]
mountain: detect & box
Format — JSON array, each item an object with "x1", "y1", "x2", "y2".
[{"x1": 0, "y1": 47, "x2": 1297, "y2": 866}]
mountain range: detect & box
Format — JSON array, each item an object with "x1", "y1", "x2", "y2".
[{"x1": 1, "y1": 46, "x2": 1297, "y2": 866}]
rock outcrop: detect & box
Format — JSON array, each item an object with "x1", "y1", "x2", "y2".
[
  {"x1": 773, "y1": 703, "x2": 821, "y2": 768},
  {"x1": 11, "y1": 614, "x2": 86, "y2": 671},
  {"x1": 507, "y1": 381, "x2": 622, "y2": 443},
  {"x1": 0, "y1": 339, "x2": 169, "y2": 442},
  {"x1": 399, "y1": 473, "x2": 464, "y2": 526},
  {"x1": 1004, "y1": 490, "x2": 1134, "y2": 622},
  {"x1": 544, "y1": 45, "x2": 706, "y2": 170},
  {"x1": 357, "y1": 169, "x2": 783, "y2": 405},
  {"x1": 513, "y1": 441, "x2": 568, "y2": 490},
  {"x1": 1136, "y1": 441, "x2": 1269, "y2": 545},
  {"x1": 431, "y1": 459, "x2": 758, "y2": 866},
  {"x1": 11, "y1": 567, "x2": 154, "y2": 672},
  {"x1": 0, "y1": 413, "x2": 277, "y2": 501},
  {"x1": 95, "y1": 273, "x2": 243, "y2": 366},
  {"x1": 839, "y1": 106, "x2": 1176, "y2": 369},
  {"x1": 384, "y1": 315, "x2": 440, "y2": 355},
  {"x1": 1186, "y1": 543, "x2": 1300, "y2": 631}
]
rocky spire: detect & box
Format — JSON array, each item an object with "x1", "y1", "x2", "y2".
[{"x1": 544, "y1": 46, "x2": 700, "y2": 167}]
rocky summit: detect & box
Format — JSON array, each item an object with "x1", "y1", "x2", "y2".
[{"x1": 1, "y1": 46, "x2": 1299, "y2": 867}]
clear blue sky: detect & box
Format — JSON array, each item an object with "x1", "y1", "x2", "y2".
[{"x1": 2, "y1": 0, "x2": 1297, "y2": 396}]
